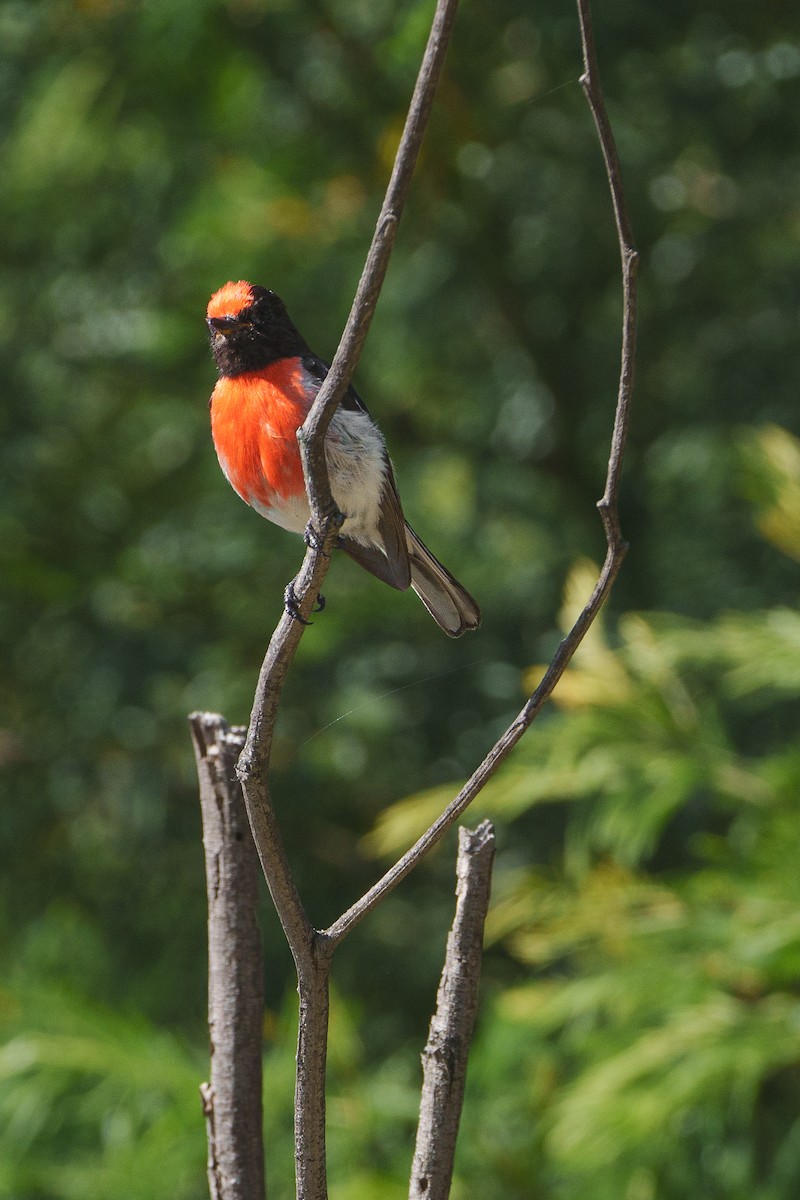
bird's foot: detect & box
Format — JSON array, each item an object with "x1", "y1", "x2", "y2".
[
  {"x1": 284, "y1": 580, "x2": 311, "y2": 626},
  {"x1": 283, "y1": 580, "x2": 326, "y2": 625},
  {"x1": 303, "y1": 521, "x2": 329, "y2": 556}
]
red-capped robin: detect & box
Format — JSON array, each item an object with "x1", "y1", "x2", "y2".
[{"x1": 206, "y1": 280, "x2": 480, "y2": 636}]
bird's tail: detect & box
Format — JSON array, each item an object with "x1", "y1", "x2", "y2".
[{"x1": 405, "y1": 525, "x2": 481, "y2": 637}]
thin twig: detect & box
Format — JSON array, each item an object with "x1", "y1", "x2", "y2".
[
  {"x1": 325, "y1": 0, "x2": 639, "y2": 948},
  {"x1": 409, "y1": 822, "x2": 495, "y2": 1200},
  {"x1": 190, "y1": 713, "x2": 265, "y2": 1200},
  {"x1": 576, "y1": 0, "x2": 638, "y2": 535}
]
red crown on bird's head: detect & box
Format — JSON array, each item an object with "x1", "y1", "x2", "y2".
[{"x1": 207, "y1": 280, "x2": 254, "y2": 319}]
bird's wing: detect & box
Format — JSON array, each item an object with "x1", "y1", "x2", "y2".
[
  {"x1": 338, "y1": 460, "x2": 412, "y2": 590},
  {"x1": 301, "y1": 355, "x2": 412, "y2": 590}
]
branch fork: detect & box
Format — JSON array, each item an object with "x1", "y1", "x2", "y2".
[{"x1": 192, "y1": 0, "x2": 638, "y2": 1197}]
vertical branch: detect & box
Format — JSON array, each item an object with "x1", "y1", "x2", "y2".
[
  {"x1": 190, "y1": 712, "x2": 265, "y2": 1200},
  {"x1": 408, "y1": 822, "x2": 496, "y2": 1200},
  {"x1": 295, "y1": 952, "x2": 333, "y2": 1200}
]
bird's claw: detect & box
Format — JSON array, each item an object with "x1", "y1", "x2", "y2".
[
  {"x1": 303, "y1": 522, "x2": 329, "y2": 555},
  {"x1": 284, "y1": 580, "x2": 311, "y2": 626},
  {"x1": 283, "y1": 580, "x2": 326, "y2": 625}
]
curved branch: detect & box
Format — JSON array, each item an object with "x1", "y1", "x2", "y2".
[
  {"x1": 325, "y1": 0, "x2": 639, "y2": 947},
  {"x1": 576, "y1": 0, "x2": 639, "y2": 537},
  {"x1": 235, "y1": 0, "x2": 462, "y2": 959}
]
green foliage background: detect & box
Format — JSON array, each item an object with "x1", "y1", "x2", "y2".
[{"x1": 1, "y1": 0, "x2": 799, "y2": 1195}]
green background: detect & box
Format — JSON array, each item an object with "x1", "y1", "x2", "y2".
[{"x1": 2, "y1": 0, "x2": 800, "y2": 1196}]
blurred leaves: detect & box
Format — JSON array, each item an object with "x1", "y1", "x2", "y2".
[
  {"x1": 369, "y1": 430, "x2": 800, "y2": 1196},
  {"x1": 0, "y1": 984, "x2": 205, "y2": 1200},
  {"x1": 742, "y1": 425, "x2": 800, "y2": 563},
  {"x1": 0, "y1": 981, "x2": 420, "y2": 1200}
]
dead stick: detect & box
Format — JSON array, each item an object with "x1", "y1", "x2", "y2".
[
  {"x1": 409, "y1": 822, "x2": 496, "y2": 1200},
  {"x1": 191, "y1": 712, "x2": 265, "y2": 1200}
]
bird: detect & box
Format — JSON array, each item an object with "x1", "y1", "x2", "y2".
[{"x1": 206, "y1": 280, "x2": 480, "y2": 637}]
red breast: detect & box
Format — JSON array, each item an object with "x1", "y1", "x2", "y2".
[{"x1": 210, "y1": 358, "x2": 310, "y2": 510}]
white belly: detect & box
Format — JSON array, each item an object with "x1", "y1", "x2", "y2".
[
  {"x1": 250, "y1": 489, "x2": 310, "y2": 534},
  {"x1": 249, "y1": 406, "x2": 388, "y2": 546}
]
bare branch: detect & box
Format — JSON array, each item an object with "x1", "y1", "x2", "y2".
[
  {"x1": 190, "y1": 712, "x2": 265, "y2": 1200},
  {"x1": 226, "y1": 5, "x2": 463, "y2": 1198},
  {"x1": 325, "y1": 0, "x2": 639, "y2": 947},
  {"x1": 235, "y1": 0, "x2": 464, "y2": 922},
  {"x1": 409, "y1": 822, "x2": 495, "y2": 1200}
]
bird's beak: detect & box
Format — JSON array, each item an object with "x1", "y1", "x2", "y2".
[{"x1": 207, "y1": 315, "x2": 241, "y2": 335}]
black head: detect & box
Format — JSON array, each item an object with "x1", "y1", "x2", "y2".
[{"x1": 206, "y1": 281, "x2": 309, "y2": 376}]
